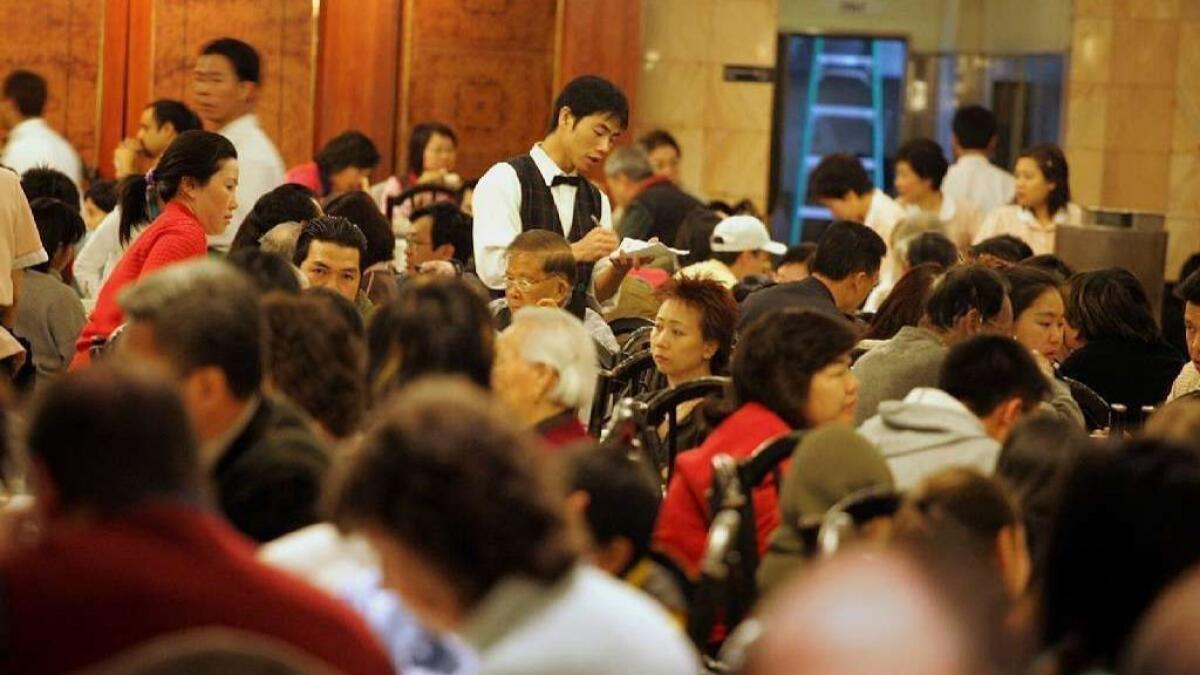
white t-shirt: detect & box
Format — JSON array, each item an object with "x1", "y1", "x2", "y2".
[
  {"x1": 213, "y1": 114, "x2": 285, "y2": 249},
  {"x1": 942, "y1": 154, "x2": 1016, "y2": 219},
  {"x1": 0, "y1": 118, "x2": 83, "y2": 189}
]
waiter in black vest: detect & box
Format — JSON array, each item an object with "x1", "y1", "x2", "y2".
[{"x1": 472, "y1": 75, "x2": 635, "y2": 307}]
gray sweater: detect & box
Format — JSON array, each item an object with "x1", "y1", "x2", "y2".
[
  {"x1": 13, "y1": 269, "x2": 85, "y2": 389},
  {"x1": 852, "y1": 326, "x2": 948, "y2": 425}
]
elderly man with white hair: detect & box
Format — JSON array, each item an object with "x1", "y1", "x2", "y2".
[{"x1": 492, "y1": 306, "x2": 598, "y2": 447}]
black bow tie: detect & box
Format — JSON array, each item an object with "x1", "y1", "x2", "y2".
[{"x1": 551, "y1": 175, "x2": 582, "y2": 188}]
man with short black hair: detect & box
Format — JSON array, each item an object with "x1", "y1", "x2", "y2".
[
  {"x1": 852, "y1": 265, "x2": 1013, "y2": 424},
  {"x1": 859, "y1": 334, "x2": 1049, "y2": 488},
  {"x1": 0, "y1": 70, "x2": 82, "y2": 188},
  {"x1": 0, "y1": 363, "x2": 392, "y2": 675},
  {"x1": 19, "y1": 167, "x2": 80, "y2": 213},
  {"x1": 404, "y1": 201, "x2": 473, "y2": 276},
  {"x1": 605, "y1": 144, "x2": 701, "y2": 246},
  {"x1": 942, "y1": 105, "x2": 1015, "y2": 218},
  {"x1": 293, "y1": 215, "x2": 368, "y2": 311},
  {"x1": 118, "y1": 259, "x2": 328, "y2": 543},
  {"x1": 1169, "y1": 270, "x2": 1200, "y2": 401},
  {"x1": 739, "y1": 220, "x2": 886, "y2": 328},
  {"x1": 194, "y1": 38, "x2": 286, "y2": 249}
]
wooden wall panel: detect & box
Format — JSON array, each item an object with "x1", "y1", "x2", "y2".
[
  {"x1": 0, "y1": 0, "x2": 105, "y2": 173},
  {"x1": 314, "y1": 0, "x2": 402, "y2": 181},
  {"x1": 557, "y1": 0, "x2": 642, "y2": 122},
  {"x1": 400, "y1": 0, "x2": 557, "y2": 180},
  {"x1": 148, "y1": 0, "x2": 316, "y2": 169}
]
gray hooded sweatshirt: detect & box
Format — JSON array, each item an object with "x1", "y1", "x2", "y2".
[{"x1": 857, "y1": 387, "x2": 1000, "y2": 490}]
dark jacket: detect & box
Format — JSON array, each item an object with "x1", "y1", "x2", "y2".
[
  {"x1": 738, "y1": 276, "x2": 842, "y2": 329},
  {"x1": 617, "y1": 177, "x2": 703, "y2": 246},
  {"x1": 214, "y1": 397, "x2": 329, "y2": 543},
  {"x1": 1059, "y1": 336, "x2": 1185, "y2": 411}
]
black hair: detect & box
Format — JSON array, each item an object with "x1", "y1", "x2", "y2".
[
  {"x1": 1023, "y1": 255, "x2": 1074, "y2": 282},
  {"x1": 810, "y1": 220, "x2": 887, "y2": 280},
  {"x1": 200, "y1": 37, "x2": 261, "y2": 83},
  {"x1": 1018, "y1": 144, "x2": 1072, "y2": 216},
  {"x1": 896, "y1": 138, "x2": 950, "y2": 190},
  {"x1": 226, "y1": 248, "x2": 302, "y2": 295},
  {"x1": 1066, "y1": 268, "x2": 1160, "y2": 343},
  {"x1": 568, "y1": 445, "x2": 661, "y2": 576},
  {"x1": 28, "y1": 197, "x2": 86, "y2": 273},
  {"x1": 84, "y1": 179, "x2": 118, "y2": 212},
  {"x1": 864, "y1": 263, "x2": 944, "y2": 341},
  {"x1": 1041, "y1": 440, "x2": 1200, "y2": 673},
  {"x1": 808, "y1": 153, "x2": 873, "y2": 200},
  {"x1": 148, "y1": 99, "x2": 202, "y2": 135},
  {"x1": 306, "y1": 286, "x2": 366, "y2": 337},
  {"x1": 315, "y1": 131, "x2": 380, "y2": 195},
  {"x1": 953, "y1": 105, "x2": 999, "y2": 150},
  {"x1": 407, "y1": 122, "x2": 457, "y2": 176},
  {"x1": 1004, "y1": 265, "x2": 1063, "y2": 320},
  {"x1": 1176, "y1": 269, "x2": 1200, "y2": 305},
  {"x1": 410, "y1": 202, "x2": 473, "y2": 268},
  {"x1": 906, "y1": 231, "x2": 958, "y2": 270},
  {"x1": 229, "y1": 183, "x2": 321, "y2": 252},
  {"x1": 970, "y1": 234, "x2": 1033, "y2": 264},
  {"x1": 20, "y1": 167, "x2": 80, "y2": 213},
  {"x1": 731, "y1": 309, "x2": 858, "y2": 428},
  {"x1": 118, "y1": 130, "x2": 237, "y2": 245},
  {"x1": 639, "y1": 129, "x2": 680, "y2": 154},
  {"x1": 779, "y1": 242, "x2": 817, "y2": 268},
  {"x1": 3, "y1": 70, "x2": 46, "y2": 117},
  {"x1": 1178, "y1": 253, "x2": 1200, "y2": 286},
  {"x1": 548, "y1": 75, "x2": 630, "y2": 132},
  {"x1": 323, "y1": 191, "x2": 393, "y2": 269},
  {"x1": 939, "y1": 334, "x2": 1049, "y2": 417},
  {"x1": 293, "y1": 216, "x2": 368, "y2": 271},
  {"x1": 677, "y1": 208, "x2": 722, "y2": 265},
  {"x1": 924, "y1": 265, "x2": 1010, "y2": 331},
  {"x1": 27, "y1": 364, "x2": 201, "y2": 515}
]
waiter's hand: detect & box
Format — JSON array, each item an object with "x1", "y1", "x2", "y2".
[
  {"x1": 113, "y1": 138, "x2": 142, "y2": 178},
  {"x1": 571, "y1": 227, "x2": 619, "y2": 263}
]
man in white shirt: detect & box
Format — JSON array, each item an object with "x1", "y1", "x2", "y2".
[
  {"x1": 941, "y1": 105, "x2": 1016, "y2": 219},
  {"x1": 0, "y1": 70, "x2": 83, "y2": 189},
  {"x1": 193, "y1": 38, "x2": 285, "y2": 250},
  {"x1": 472, "y1": 75, "x2": 635, "y2": 305}
]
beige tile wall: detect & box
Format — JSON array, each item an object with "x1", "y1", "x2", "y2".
[
  {"x1": 636, "y1": 0, "x2": 778, "y2": 213},
  {"x1": 1064, "y1": 0, "x2": 1200, "y2": 278}
]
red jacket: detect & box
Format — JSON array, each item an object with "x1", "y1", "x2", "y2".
[
  {"x1": 653, "y1": 402, "x2": 792, "y2": 576},
  {"x1": 0, "y1": 503, "x2": 394, "y2": 675},
  {"x1": 73, "y1": 201, "x2": 209, "y2": 363},
  {"x1": 536, "y1": 410, "x2": 590, "y2": 449}
]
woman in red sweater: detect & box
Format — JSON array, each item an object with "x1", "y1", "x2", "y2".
[
  {"x1": 74, "y1": 130, "x2": 238, "y2": 364},
  {"x1": 652, "y1": 308, "x2": 861, "y2": 576}
]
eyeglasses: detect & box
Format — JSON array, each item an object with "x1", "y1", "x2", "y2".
[
  {"x1": 404, "y1": 236, "x2": 432, "y2": 247},
  {"x1": 505, "y1": 275, "x2": 553, "y2": 292}
]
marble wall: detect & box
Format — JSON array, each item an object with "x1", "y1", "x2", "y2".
[
  {"x1": 637, "y1": 0, "x2": 779, "y2": 212},
  {"x1": 1064, "y1": 0, "x2": 1200, "y2": 278}
]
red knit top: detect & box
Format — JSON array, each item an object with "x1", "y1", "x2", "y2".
[{"x1": 74, "y1": 201, "x2": 209, "y2": 362}]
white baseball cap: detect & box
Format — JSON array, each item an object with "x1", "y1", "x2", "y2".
[{"x1": 709, "y1": 215, "x2": 788, "y2": 255}]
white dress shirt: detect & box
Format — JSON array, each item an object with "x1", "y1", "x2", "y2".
[
  {"x1": 73, "y1": 206, "x2": 145, "y2": 298},
  {"x1": 902, "y1": 193, "x2": 983, "y2": 251},
  {"x1": 973, "y1": 203, "x2": 1083, "y2": 256},
  {"x1": 863, "y1": 188, "x2": 908, "y2": 311},
  {"x1": 213, "y1": 113, "x2": 285, "y2": 249},
  {"x1": 471, "y1": 144, "x2": 613, "y2": 290},
  {"x1": 0, "y1": 118, "x2": 83, "y2": 189},
  {"x1": 942, "y1": 154, "x2": 1016, "y2": 219}
]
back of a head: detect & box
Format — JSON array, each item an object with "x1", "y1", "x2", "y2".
[
  {"x1": 953, "y1": 105, "x2": 998, "y2": 150},
  {"x1": 89, "y1": 627, "x2": 336, "y2": 675},
  {"x1": 780, "y1": 242, "x2": 817, "y2": 268},
  {"x1": 938, "y1": 334, "x2": 1048, "y2": 417},
  {"x1": 734, "y1": 309, "x2": 858, "y2": 428},
  {"x1": 603, "y1": 144, "x2": 653, "y2": 181},
  {"x1": 924, "y1": 264, "x2": 1009, "y2": 330},
  {"x1": 895, "y1": 468, "x2": 1019, "y2": 563},
  {"x1": 330, "y1": 377, "x2": 575, "y2": 607},
  {"x1": 150, "y1": 99, "x2": 203, "y2": 135},
  {"x1": 550, "y1": 75, "x2": 629, "y2": 132},
  {"x1": 21, "y1": 167, "x2": 81, "y2": 213},
  {"x1": 315, "y1": 131, "x2": 381, "y2": 176},
  {"x1": 323, "y1": 191, "x2": 392, "y2": 268},
  {"x1": 1176, "y1": 269, "x2": 1200, "y2": 309},
  {"x1": 28, "y1": 197, "x2": 85, "y2": 273},
  {"x1": 231, "y1": 183, "x2": 320, "y2": 252},
  {"x1": 86, "y1": 179, "x2": 119, "y2": 213},
  {"x1": 367, "y1": 277, "x2": 494, "y2": 397},
  {"x1": 896, "y1": 138, "x2": 949, "y2": 190},
  {"x1": 226, "y1": 248, "x2": 302, "y2": 295},
  {"x1": 508, "y1": 306, "x2": 597, "y2": 411},
  {"x1": 638, "y1": 129, "x2": 680, "y2": 154},
  {"x1": 1066, "y1": 268, "x2": 1159, "y2": 343},
  {"x1": 1022, "y1": 255, "x2": 1073, "y2": 282},
  {"x1": 906, "y1": 231, "x2": 958, "y2": 270},
  {"x1": 809, "y1": 153, "x2": 873, "y2": 200},
  {"x1": 118, "y1": 259, "x2": 262, "y2": 399},
  {"x1": 567, "y1": 445, "x2": 661, "y2": 573},
  {"x1": 678, "y1": 207, "x2": 722, "y2": 263},
  {"x1": 1145, "y1": 399, "x2": 1200, "y2": 446},
  {"x1": 508, "y1": 229, "x2": 577, "y2": 286},
  {"x1": 864, "y1": 263, "x2": 944, "y2": 341},
  {"x1": 970, "y1": 235, "x2": 1033, "y2": 265},
  {"x1": 201, "y1": 38, "x2": 261, "y2": 84},
  {"x1": 3, "y1": 69, "x2": 47, "y2": 117},
  {"x1": 810, "y1": 220, "x2": 887, "y2": 281},
  {"x1": 28, "y1": 363, "x2": 200, "y2": 515},
  {"x1": 1123, "y1": 566, "x2": 1200, "y2": 675},
  {"x1": 1042, "y1": 439, "x2": 1200, "y2": 673},
  {"x1": 411, "y1": 202, "x2": 473, "y2": 268},
  {"x1": 292, "y1": 215, "x2": 368, "y2": 269}
]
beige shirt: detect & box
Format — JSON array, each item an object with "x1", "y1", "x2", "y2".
[
  {"x1": 902, "y1": 193, "x2": 983, "y2": 251},
  {"x1": 1168, "y1": 361, "x2": 1200, "y2": 402},
  {"x1": 0, "y1": 169, "x2": 49, "y2": 306},
  {"x1": 942, "y1": 154, "x2": 1016, "y2": 219},
  {"x1": 973, "y1": 203, "x2": 1083, "y2": 256}
]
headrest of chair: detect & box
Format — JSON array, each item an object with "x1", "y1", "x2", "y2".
[
  {"x1": 738, "y1": 430, "x2": 807, "y2": 491},
  {"x1": 800, "y1": 486, "x2": 902, "y2": 558}
]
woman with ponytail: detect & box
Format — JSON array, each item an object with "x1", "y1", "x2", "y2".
[{"x1": 73, "y1": 130, "x2": 238, "y2": 364}]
